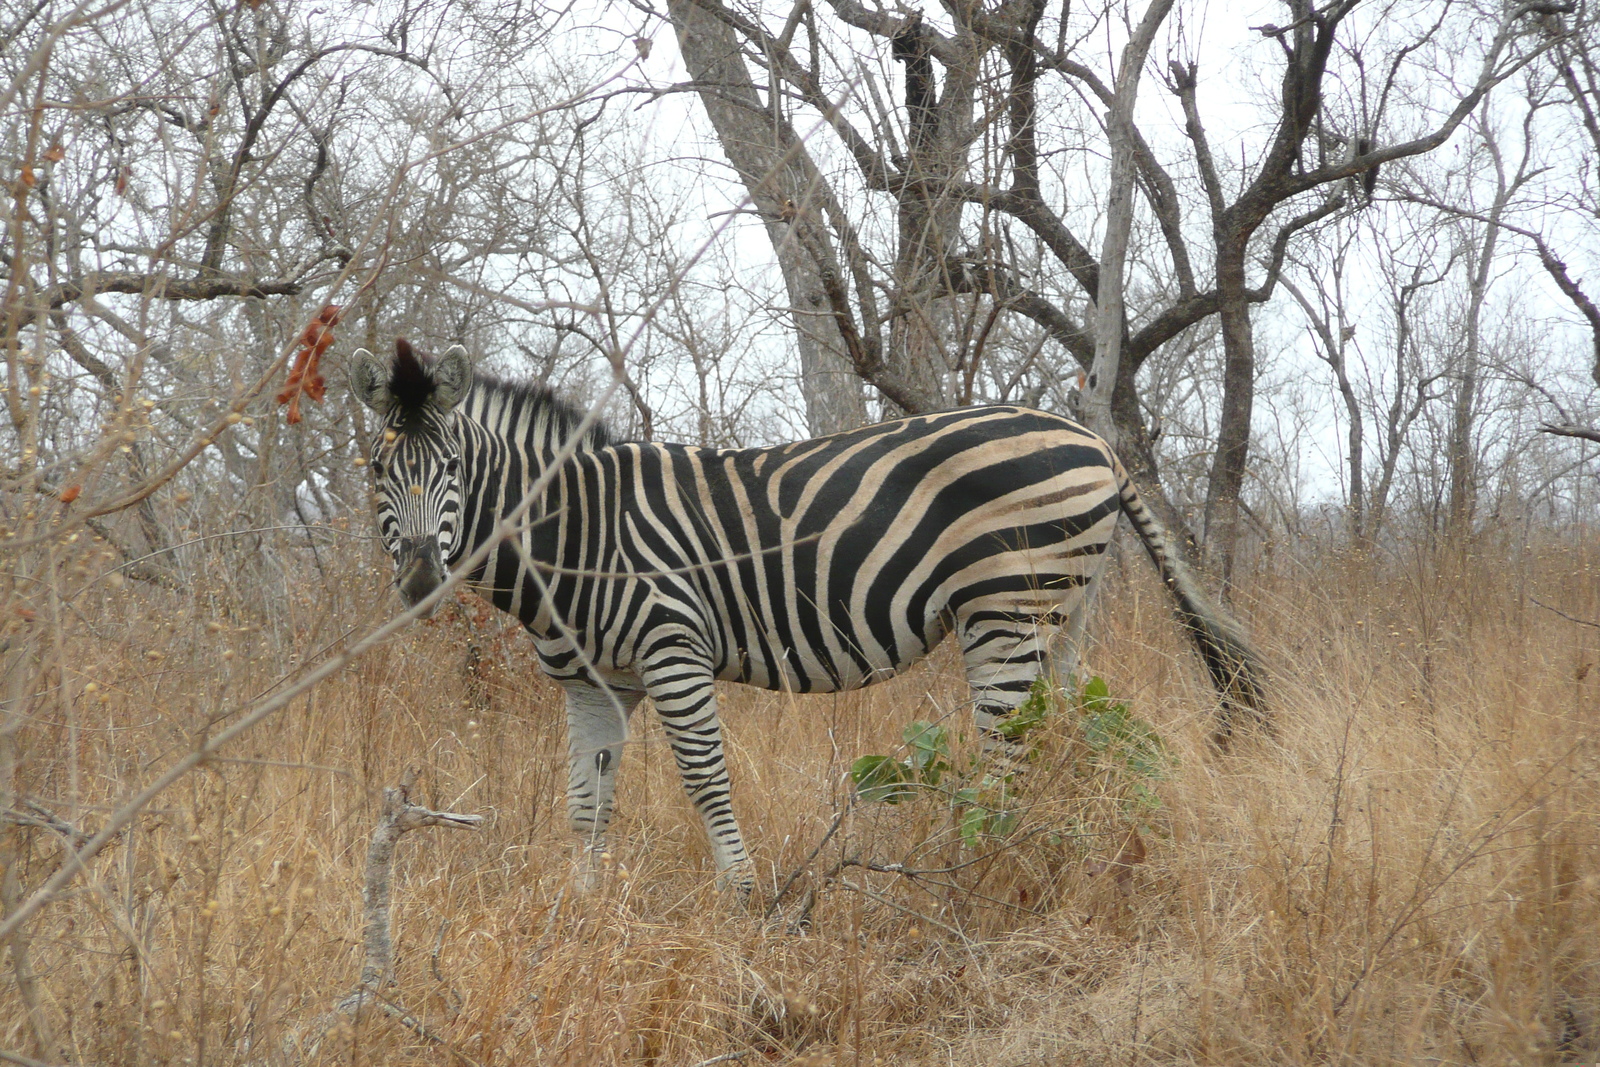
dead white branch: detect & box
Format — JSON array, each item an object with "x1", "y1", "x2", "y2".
[
  {"x1": 1539, "y1": 422, "x2": 1600, "y2": 445},
  {"x1": 348, "y1": 770, "x2": 483, "y2": 1002},
  {"x1": 291, "y1": 770, "x2": 483, "y2": 1065}
]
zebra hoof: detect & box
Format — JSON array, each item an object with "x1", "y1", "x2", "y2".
[{"x1": 715, "y1": 861, "x2": 756, "y2": 901}]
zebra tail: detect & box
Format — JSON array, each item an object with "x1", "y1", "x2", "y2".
[{"x1": 1111, "y1": 454, "x2": 1270, "y2": 743}]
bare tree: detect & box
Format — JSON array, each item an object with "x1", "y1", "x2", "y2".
[{"x1": 646, "y1": 0, "x2": 1565, "y2": 578}]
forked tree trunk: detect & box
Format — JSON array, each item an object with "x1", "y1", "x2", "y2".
[{"x1": 888, "y1": 19, "x2": 976, "y2": 413}]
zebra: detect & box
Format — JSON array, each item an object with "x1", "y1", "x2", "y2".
[{"x1": 349, "y1": 339, "x2": 1265, "y2": 893}]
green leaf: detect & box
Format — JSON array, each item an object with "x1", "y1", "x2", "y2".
[
  {"x1": 998, "y1": 679, "x2": 1053, "y2": 740},
  {"x1": 851, "y1": 754, "x2": 913, "y2": 803},
  {"x1": 904, "y1": 720, "x2": 949, "y2": 758},
  {"x1": 1081, "y1": 694, "x2": 1171, "y2": 781},
  {"x1": 958, "y1": 806, "x2": 988, "y2": 849},
  {"x1": 1130, "y1": 782, "x2": 1164, "y2": 812}
]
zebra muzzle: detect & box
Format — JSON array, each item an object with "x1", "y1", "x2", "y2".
[{"x1": 395, "y1": 535, "x2": 446, "y2": 612}]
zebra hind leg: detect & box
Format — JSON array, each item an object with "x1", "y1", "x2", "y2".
[
  {"x1": 960, "y1": 613, "x2": 1055, "y2": 773},
  {"x1": 1044, "y1": 567, "x2": 1101, "y2": 691},
  {"x1": 564, "y1": 683, "x2": 644, "y2": 892},
  {"x1": 639, "y1": 652, "x2": 755, "y2": 896}
]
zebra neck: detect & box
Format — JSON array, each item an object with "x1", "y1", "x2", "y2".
[
  {"x1": 462, "y1": 377, "x2": 604, "y2": 475},
  {"x1": 449, "y1": 385, "x2": 592, "y2": 606}
]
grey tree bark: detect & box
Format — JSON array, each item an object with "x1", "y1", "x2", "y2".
[
  {"x1": 666, "y1": 0, "x2": 868, "y2": 435},
  {"x1": 1081, "y1": 0, "x2": 1176, "y2": 446}
]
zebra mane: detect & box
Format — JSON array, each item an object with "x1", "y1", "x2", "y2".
[
  {"x1": 386, "y1": 338, "x2": 440, "y2": 417},
  {"x1": 465, "y1": 370, "x2": 619, "y2": 451}
]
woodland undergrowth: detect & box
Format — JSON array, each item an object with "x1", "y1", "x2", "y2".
[{"x1": 2, "y1": 527, "x2": 1598, "y2": 1066}]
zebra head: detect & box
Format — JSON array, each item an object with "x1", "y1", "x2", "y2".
[{"x1": 349, "y1": 339, "x2": 472, "y2": 612}]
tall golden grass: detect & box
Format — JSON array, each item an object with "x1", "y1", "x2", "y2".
[{"x1": 2, "y1": 528, "x2": 1597, "y2": 1065}]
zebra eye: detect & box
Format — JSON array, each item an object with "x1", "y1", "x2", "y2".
[
  {"x1": 445, "y1": 457, "x2": 460, "y2": 476},
  {"x1": 370, "y1": 460, "x2": 385, "y2": 480}
]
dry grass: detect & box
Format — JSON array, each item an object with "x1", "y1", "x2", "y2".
[{"x1": 3, "y1": 529, "x2": 1599, "y2": 1066}]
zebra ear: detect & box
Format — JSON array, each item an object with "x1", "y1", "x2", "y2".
[
  {"x1": 349, "y1": 348, "x2": 394, "y2": 414},
  {"x1": 432, "y1": 345, "x2": 472, "y2": 410}
]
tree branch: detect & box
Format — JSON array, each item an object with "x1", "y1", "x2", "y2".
[{"x1": 1538, "y1": 422, "x2": 1600, "y2": 445}]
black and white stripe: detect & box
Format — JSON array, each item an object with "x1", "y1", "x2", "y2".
[{"x1": 351, "y1": 340, "x2": 1265, "y2": 891}]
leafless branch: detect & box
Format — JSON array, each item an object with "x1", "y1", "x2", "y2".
[{"x1": 1539, "y1": 423, "x2": 1600, "y2": 444}]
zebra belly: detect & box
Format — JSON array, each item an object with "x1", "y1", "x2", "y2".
[{"x1": 713, "y1": 610, "x2": 951, "y2": 693}]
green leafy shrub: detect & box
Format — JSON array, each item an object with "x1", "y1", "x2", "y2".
[
  {"x1": 1075, "y1": 675, "x2": 1172, "y2": 816},
  {"x1": 849, "y1": 675, "x2": 1173, "y2": 849}
]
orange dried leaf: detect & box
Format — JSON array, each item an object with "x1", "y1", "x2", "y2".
[
  {"x1": 1116, "y1": 828, "x2": 1146, "y2": 869},
  {"x1": 1113, "y1": 829, "x2": 1145, "y2": 895},
  {"x1": 43, "y1": 143, "x2": 64, "y2": 163},
  {"x1": 276, "y1": 305, "x2": 341, "y2": 421},
  {"x1": 20, "y1": 165, "x2": 35, "y2": 187},
  {"x1": 59, "y1": 484, "x2": 82, "y2": 503}
]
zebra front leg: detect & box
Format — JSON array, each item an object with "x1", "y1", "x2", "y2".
[
  {"x1": 639, "y1": 653, "x2": 753, "y2": 894},
  {"x1": 564, "y1": 683, "x2": 643, "y2": 891}
]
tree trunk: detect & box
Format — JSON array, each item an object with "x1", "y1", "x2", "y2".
[
  {"x1": 1447, "y1": 214, "x2": 1499, "y2": 538},
  {"x1": 1081, "y1": 0, "x2": 1176, "y2": 446},
  {"x1": 666, "y1": 0, "x2": 868, "y2": 435},
  {"x1": 1202, "y1": 242, "x2": 1255, "y2": 584},
  {"x1": 888, "y1": 20, "x2": 975, "y2": 413}
]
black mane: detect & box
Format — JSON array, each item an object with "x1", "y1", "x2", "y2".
[
  {"x1": 468, "y1": 368, "x2": 620, "y2": 449},
  {"x1": 388, "y1": 338, "x2": 617, "y2": 448},
  {"x1": 388, "y1": 338, "x2": 437, "y2": 414}
]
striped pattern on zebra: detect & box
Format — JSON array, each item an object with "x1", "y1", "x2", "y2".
[{"x1": 350, "y1": 340, "x2": 1265, "y2": 893}]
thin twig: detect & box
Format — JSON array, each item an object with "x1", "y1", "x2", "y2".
[
  {"x1": 764, "y1": 805, "x2": 848, "y2": 919},
  {"x1": 1530, "y1": 596, "x2": 1600, "y2": 630},
  {"x1": 332, "y1": 986, "x2": 485, "y2": 1067},
  {"x1": 3, "y1": 798, "x2": 87, "y2": 848},
  {"x1": 0, "y1": 1047, "x2": 60, "y2": 1067},
  {"x1": 688, "y1": 1052, "x2": 749, "y2": 1067},
  {"x1": 834, "y1": 877, "x2": 972, "y2": 945}
]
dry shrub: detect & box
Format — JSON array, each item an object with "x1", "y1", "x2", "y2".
[{"x1": 2, "y1": 528, "x2": 1598, "y2": 1065}]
